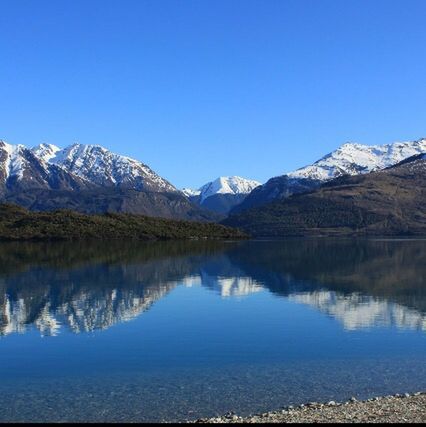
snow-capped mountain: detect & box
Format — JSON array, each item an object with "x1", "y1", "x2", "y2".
[
  {"x1": 0, "y1": 140, "x2": 177, "y2": 193},
  {"x1": 288, "y1": 139, "x2": 426, "y2": 180},
  {"x1": 227, "y1": 150, "x2": 426, "y2": 236},
  {"x1": 184, "y1": 176, "x2": 261, "y2": 203},
  {"x1": 32, "y1": 142, "x2": 177, "y2": 192},
  {"x1": 0, "y1": 140, "x2": 214, "y2": 220},
  {"x1": 183, "y1": 176, "x2": 261, "y2": 215},
  {"x1": 0, "y1": 140, "x2": 91, "y2": 194},
  {"x1": 233, "y1": 138, "x2": 426, "y2": 214}
]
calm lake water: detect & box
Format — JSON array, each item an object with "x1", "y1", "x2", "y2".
[{"x1": 0, "y1": 239, "x2": 425, "y2": 422}]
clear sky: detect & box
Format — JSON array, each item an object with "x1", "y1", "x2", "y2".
[{"x1": 1, "y1": 0, "x2": 426, "y2": 189}]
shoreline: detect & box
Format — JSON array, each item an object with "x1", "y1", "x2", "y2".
[{"x1": 192, "y1": 392, "x2": 426, "y2": 423}]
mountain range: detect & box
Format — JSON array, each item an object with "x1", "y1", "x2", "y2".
[
  {"x1": 186, "y1": 137, "x2": 425, "y2": 218},
  {"x1": 1, "y1": 136, "x2": 425, "y2": 236}
]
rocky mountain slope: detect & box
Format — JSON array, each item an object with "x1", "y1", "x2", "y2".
[
  {"x1": 32, "y1": 143, "x2": 177, "y2": 192},
  {"x1": 183, "y1": 176, "x2": 261, "y2": 214},
  {"x1": 288, "y1": 139, "x2": 426, "y2": 180},
  {"x1": 0, "y1": 140, "x2": 214, "y2": 221},
  {"x1": 0, "y1": 141, "x2": 93, "y2": 195},
  {"x1": 233, "y1": 139, "x2": 426, "y2": 213},
  {"x1": 224, "y1": 154, "x2": 426, "y2": 237}
]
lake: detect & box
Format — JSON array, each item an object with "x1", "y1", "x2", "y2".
[{"x1": 0, "y1": 239, "x2": 425, "y2": 422}]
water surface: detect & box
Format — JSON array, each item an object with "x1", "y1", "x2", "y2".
[{"x1": 0, "y1": 239, "x2": 425, "y2": 422}]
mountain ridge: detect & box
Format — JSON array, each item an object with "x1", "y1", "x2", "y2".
[
  {"x1": 224, "y1": 154, "x2": 426, "y2": 236},
  {"x1": 32, "y1": 142, "x2": 177, "y2": 192},
  {"x1": 1, "y1": 140, "x2": 177, "y2": 193},
  {"x1": 0, "y1": 140, "x2": 217, "y2": 221},
  {"x1": 287, "y1": 139, "x2": 426, "y2": 180},
  {"x1": 233, "y1": 138, "x2": 426, "y2": 213},
  {"x1": 2, "y1": 136, "x2": 426, "y2": 223}
]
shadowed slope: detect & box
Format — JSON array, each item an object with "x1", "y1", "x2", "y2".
[{"x1": 224, "y1": 155, "x2": 426, "y2": 237}]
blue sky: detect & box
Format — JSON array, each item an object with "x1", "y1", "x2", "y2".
[{"x1": 1, "y1": 0, "x2": 426, "y2": 188}]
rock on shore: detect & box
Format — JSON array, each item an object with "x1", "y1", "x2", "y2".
[{"x1": 193, "y1": 392, "x2": 426, "y2": 423}]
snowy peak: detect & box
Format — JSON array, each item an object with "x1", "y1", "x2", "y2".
[
  {"x1": 44, "y1": 143, "x2": 177, "y2": 192},
  {"x1": 287, "y1": 138, "x2": 426, "y2": 181},
  {"x1": 0, "y1": 140, "x2": 94, "y2": 193},
  {"x1": 1, "y1": 140, "x2": 178, "y2": 194},
  {"x1": 186, "y1": 176, "x2": 261, "y2": 202},
  {"x1": 31, "y1": 142, "x2": 177, "y2": 193},
  {"x1": 0, "y1": 140, "x2": 28, "y2": 180},
  {"x1": 31, "y1": 143, "x2": 61, "y2": 163}
]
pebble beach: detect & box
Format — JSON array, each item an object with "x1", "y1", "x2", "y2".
[{"x1": 193, "y1": 392, "x2": 426, "y2": 423}]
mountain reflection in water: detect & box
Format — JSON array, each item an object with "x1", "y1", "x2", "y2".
[{"x1": 0, "y1": 239, "x2": 425, "y2": 336}]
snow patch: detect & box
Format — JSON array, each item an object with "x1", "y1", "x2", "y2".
[
  {"x1": 182, "y1": 188, "x2": 201, "y2": 197},
  {"x1": 31, "y1": 143, "x2": 61, "y2": 163}
]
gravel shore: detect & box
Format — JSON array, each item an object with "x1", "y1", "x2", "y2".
[{"x1": 193, "y1": 392, "x2": 426, "y2": 423}]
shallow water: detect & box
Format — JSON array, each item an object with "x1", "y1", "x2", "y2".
[{"x1": 0, "y1": 239, "x2": 425, "y2": 422}]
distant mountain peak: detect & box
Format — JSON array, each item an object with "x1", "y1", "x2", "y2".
[
  {"x1": 185, "y1": 176, "x2": 261, "y2": 203},
  {"x1": 199, "y1": 176, "x2": 261, "y2": 202},
  {"x1": 182, "y1": 176, "x2": 262, "y2": 215}
]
